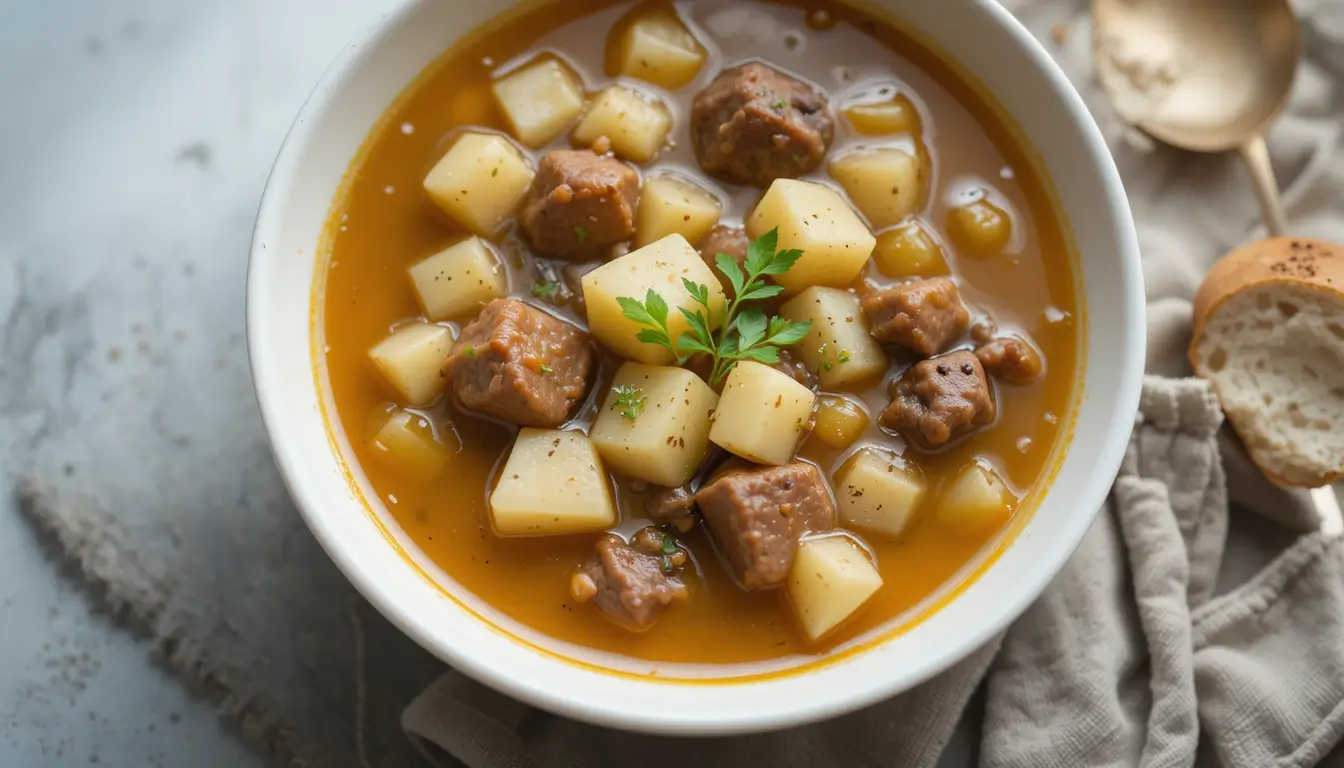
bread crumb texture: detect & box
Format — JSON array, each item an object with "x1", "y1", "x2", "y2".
[{"x1": 1191, "y1": 238, "x2": 1344, "y2": 486}]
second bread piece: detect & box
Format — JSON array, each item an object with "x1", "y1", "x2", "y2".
[{"x1": 1189, "y1": 237, "x2": 1344, "y2": 487}]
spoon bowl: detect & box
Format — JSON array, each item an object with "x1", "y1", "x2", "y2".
[{"x1": 1092, "y1": 0, "x2": 1299, "y2": 153}]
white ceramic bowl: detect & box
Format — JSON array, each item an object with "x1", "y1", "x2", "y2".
[{"x1": 248, "y1": 0, "x2": 1144, "y2": 735}]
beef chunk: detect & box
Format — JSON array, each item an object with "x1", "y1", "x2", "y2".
[
  {"x1": 880, "y1": 350, "x2": 996, "y2": 450},
  {"x1": 646, "y1": 485, "x2": 697, "y2": 529},
  {"x1": 519, "y1": 150, "x2": 639, "y2": 259},
  {"x1": 570, "y1": 531, "x2": 688, "y2": 631},
  {"x1": 975, "y1": 335, "x2": 1044, "y2": 386},
  {"x1": 695, "y1": 461, "x2": 835, "y2": 590},
  {"x1": 775, "y1": 347, "x2": 819, "y2": 391},
  {"x1": 862, "y1": 277, "x2": 970, "y2": 356},
  {"x1": 444, "y1": 299, "x2": 593, "y2": 427},
  {"x1": 696, "y1": 225, "x2": 750, "y2": 296},
  {"x1": 690, "y1": 63, "x2": 834, "y2": 188}
]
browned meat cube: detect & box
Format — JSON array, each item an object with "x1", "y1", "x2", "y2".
[
  {"x1": 696, "y1": 224, "x2": 750, "y2": 297},
  {"x1": 975, "y1": 335, "x2": 1044, "y2": 386},
  {"x1": 880, "y1": 350, "x2": 996, "y2": 450},
  {"x1": 443, "y1": 298, "x2": 593, "y2": 427},
  {"x1": 862, "y1": 277, "x2": 970, "y2": 356},
  {"x1": 645, "y1": 485, "x2": 697, "y2": 529},
  {"x1": 690, "y1": 63, "x2": 834, "y2": 188},
  {"x1": 695, "y1": 461, "x2": 835, "y2": 590},
  {"x1": 570, "y1": 531, "x2": 688, "y2": 631},
  {"x1": 519, "y1": 150, "x2": 639, "y2": 259}
]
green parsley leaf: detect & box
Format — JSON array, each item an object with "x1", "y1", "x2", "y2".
[
  {"x1": 574, "y1": 226, "x2": 589, "y2": 244},
  {"x1": 772, "y1": 99, "x2": 787, "y2": 109},
  {"x1": 715, "y1": 252, "x2": 746, "y2": 298},
  {"x1": 531, "y1": 281, "x2": 560, "y2": 301},
  {"x1": 540, "y1": 364, "x2": 554, "y2": 374},
  {"x1": 660, "y1": 531, "x2": 678, "y2": 555},
  {"x1": 463, "y1": 345, "x2": 475, "y2": 357},
  {"x1": 838, "y1": 349, "x2": 852, "y2": 364},
  {"x1": 611, "y1": 384, "x2": 646, "y2": 422}
]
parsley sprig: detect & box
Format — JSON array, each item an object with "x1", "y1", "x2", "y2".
[{"x1": 615, "y1": 229, "x2": 812, "y2": 387}]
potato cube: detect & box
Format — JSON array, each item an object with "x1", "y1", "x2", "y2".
[
  {"x1": 872, "y1": 219, "x2": 950, "y2": 278},
  {"x1": 368, "y1": 323, "x2": 454, "y2": 406},
  {"x1": 572, "y1": 86, "x2": 672, "y2": 163},
  {"x1": 844, "y1": 93, "x2": 922, "y2": 136},
  {"x1": 611, "y1": 9, "x2": 707, "y2": 90},
  {"x1": 937, "y1": 461, "x2": 1017, "y2": 535},
  {"x1": 709, "y1": 361, "x2": 816, "y2": 465},
  {"x1": 779, "y1": 287, "x2": 888, "y2": 388},
  {"x1": 788, "y1": 535, "x2": 883, "y2": 641},
  {"x1": 489, "y1": 429, "x2": 617, "y2": 536},
  {"x1": 407, "y1": 237, "x2": 507, "y2": 321},
  {"x1": 947, "y1": 198, "x2": 1013, "y2": 259},
  {"x1": 746, "y1": 179, "x2": 876, "y2": 293},
  {"x1": 812, "y1": 395, "x2": 870, "y2": 449},
  {"x1": 492, "y1": 57, "x2": 587, "y2": 148},
  {"x1": 828, "y1": 148, "x2": 926, "y2": 230},
  {"x1": 423, "y1": 132, "x2": 535, "y2": 237},
  {"x1": 634, "y1": 175, "x2": 722, "y2": 248},
  {"x1": 581, "y1": 234, "x2": 726, "y2": 364},
  {"x1": 834, "y1": 448, "x2": 926, "y2": 538},
  {"x1": 591, "y1": 363, "x2": 719, "y2": 486},
  {"x1": 371, "y1": 409, "x2": 451, "y2": 480}
]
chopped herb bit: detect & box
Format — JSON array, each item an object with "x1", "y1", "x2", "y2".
[
  {"x1": 574, "y1": 226, "x2": 589, "y2": 244},
  {"x1": 772, "y1": 99, "x2": 787, "y2": 110},
  {"x1": 614, "y1": 229, "x2": 812, "y2": 387},
  {"x1": 491, "y1": 167, "x2": 499, "y2": 177},
  {"x1": 540, "y1": 364, "x2": 554, "y2": 374},
  {"x1": 838, "y1": 349, "x2": 852, "y2": 363},
  {"x1": 463, "y1": 346, "x2": 475, "y2": 357},
  {"x1": 661, "y1": 554, "x2": 673, "y2": 573},
  {"x1": 823, "y1": 361, "x2": 833, "y2": 371},
  {"x1": 531, "y1": 281, "x2": 561, "y2": 301},
  {"x1": 611, "y1": 384, "x2": 646, "y2": 422},
  {"x1": 792, "y1": 153, "x2": 802, "y2": 165},
  {"x1": 660, "y1": 531, "x2": 678, "y2": 555}
]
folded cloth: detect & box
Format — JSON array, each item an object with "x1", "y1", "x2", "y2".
[{"x1": 404, "y1": 1, "x2": 1344, "y2": 766}]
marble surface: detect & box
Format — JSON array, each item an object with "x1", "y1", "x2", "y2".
[{"x1": 0, "y1": 0, "x2": 394, "y2": 764}]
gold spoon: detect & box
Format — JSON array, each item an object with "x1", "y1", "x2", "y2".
[{"x1": 1091, "y1": 0, "x2": 1342, "y2": 533}]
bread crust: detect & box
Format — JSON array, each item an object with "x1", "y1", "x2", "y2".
[{"x1": 1189, "y1": 237, "x2": 1344, "y2": 487}]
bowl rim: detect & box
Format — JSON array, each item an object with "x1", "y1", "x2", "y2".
[{"x1": 248, "y1": 0, "x2": 1145, "y2": 734}]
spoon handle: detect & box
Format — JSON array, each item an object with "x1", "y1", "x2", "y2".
[{"x1": 1238, "y1": 135, "x2": 1289, "y2": 237}]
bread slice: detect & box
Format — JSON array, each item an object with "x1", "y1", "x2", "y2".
[{"x1": 1189, "y1": 237, "x2": 1344, "y2": 487}]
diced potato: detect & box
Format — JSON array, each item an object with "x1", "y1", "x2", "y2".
[
  {"x1": 423, "y1": 132, "x2": 535, "y2": 237},
  {"x1": 788, "y1": 535, "x2": 883, "y2": 642},
  {"x1": 709, "y1": 361, "x2": 816, "y2": 465},
  {"x1": 590, "y1": 363, "x2": 719, "y2": 486},
  {"x1": 407, "y1": 237, "x2": 507, "y2": 320},
  {"x1": 489, "y1": 429, "x2": 618, "y2": 536},
  {"x1": 811, "y1": 395, "x2": 870, "y2": 449},
  {"x1": 779, "y1": 287, "x2": 888, "y2": 388},
  {"x1": 572, "y1": 86, "x2": 672, "y2": 163},
  {"x1": 872, "y1": 219, "x2": 950, "y2": 278},
  {"x1": 370, "y1": 409, "x2": 451, "y2": 480},
  {"x1": 581, "y1": 234, "x2": 726, "y2": 364},
  {"x1": 746, "y1": 179, "x2": 876, "y2": 293},
  {"x1": 612, "y1": 8, "x2": 707, "y2": 90},
  {"x1": 634, "y1": 175, "x2": 722, "y2": 248},
  {"x1": 492, "y1": 57, "x2": 587, "y2": 147},
  {"x1": 828, "y1": 148, "x2": 926, "y2": 230},
  {"x1": 937, "y1": 460, "x2": 1018, "y2": 535},
  {"x1": 368, "y1": 323, "x2": 454, "y2": 406},
  {"x1": 947, "y1": 198, "x2": 1013, "y2": 259},
  {"x1": 833, "y1": 448, "x2": 926, "y2": 538},
  {"x1": 844, "y1": 93, "x2": 922, "y2": 136}
]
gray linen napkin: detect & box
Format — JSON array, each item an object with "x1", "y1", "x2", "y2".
[{"x1": 403, "y1": 1, "x2": 1344, "y2": 766}]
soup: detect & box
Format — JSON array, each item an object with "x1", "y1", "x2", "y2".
[{"x1": 319, "y1": 0, "x2": 1078, "y2": 665}]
